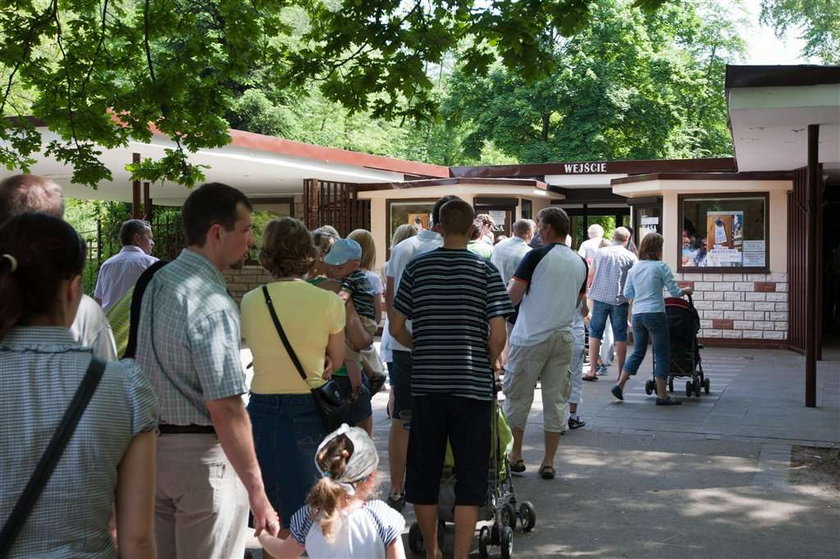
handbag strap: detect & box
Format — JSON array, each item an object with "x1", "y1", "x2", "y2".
[
  {"x1": 0, "y1": 356, "x2": 107, "y2": 557},
  {"x1": 262, "y1": 285, "x2": 309, "y2": 384}
]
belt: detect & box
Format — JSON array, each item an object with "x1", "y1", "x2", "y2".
[{"x1": 158, "y1": 424, "x2": 216, "y2": 435}]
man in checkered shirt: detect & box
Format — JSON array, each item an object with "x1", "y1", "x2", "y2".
[
  {"x1": 585, "y1": 227, "x2": 637, "y2": 380},
  {"x1": 136, "y1": 183, "x2": 278, "y2": 558}
]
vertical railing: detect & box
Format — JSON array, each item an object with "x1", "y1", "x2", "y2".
[{"x1": 787, "y1": 168, "x2": 807, "y2": 354}]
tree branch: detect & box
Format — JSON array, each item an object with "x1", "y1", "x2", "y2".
[
  {"x1": 144, "y1": 0, "x2": 156, "y2": 82},
  {"x1": 80, "y1": 0, "x2": 111, "y2": 98}
]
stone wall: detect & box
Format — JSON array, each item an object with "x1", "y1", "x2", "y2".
[
  {"x1": 675, "y1": 272, "x2": 788, "y2": 344},
  {"x1": 222, "y1": 265, "x2": 272, "y2": 303}
]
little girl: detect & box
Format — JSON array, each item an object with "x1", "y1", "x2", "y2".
[{"x1": 258, "y1": 424, "x2": 406, "y2": 559}]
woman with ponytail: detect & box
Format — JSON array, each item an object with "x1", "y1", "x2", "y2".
[
  {"x1": 258, "y1": 424, "x2": 406, "y2": 559},
  {"x1": 0, "y1": 213, "x2": 158, "y2": 557}
]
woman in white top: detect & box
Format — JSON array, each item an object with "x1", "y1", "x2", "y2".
[
  {"x1": 611, "y1": 233, "x2": 692, "y2": 405},
  {"x1": 258, "y1": 424, "x2": 406, "y2": 559}
]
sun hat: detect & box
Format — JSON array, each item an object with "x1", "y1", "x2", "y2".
[
  {"x1": 315, "y1": 423, "x2": 379, "y2": 492},
  {"x1": 323, "y1": 238, "x2": 362, "y2": 266}
]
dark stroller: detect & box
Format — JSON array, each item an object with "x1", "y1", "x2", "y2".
[{"x1": 644, "y1": 294, "x2": 710, "y2": 398}]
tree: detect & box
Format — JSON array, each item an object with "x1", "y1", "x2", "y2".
[
  {"x1": 0, "y1": 0, "x2": 664, "y2": 188},
  {"x1": 760, "y1": 0, "x2": 840, "y2": 64},
  {"x1": 439, "y1": 0, "x2": 744, "y2": 163}
]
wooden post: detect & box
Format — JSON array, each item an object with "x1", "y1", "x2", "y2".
[
  {"x1": 805, "y1": 124, "x2": 819, "y2": 408},
  {"x1": 143, "y1": 181, "x2": 152, "y2": 222},
  {"x1": 132, "y1": 153, "x2": 141, "y2": 219}
]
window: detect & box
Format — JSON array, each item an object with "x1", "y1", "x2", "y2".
[
  {"x1": 679, "y1": 194, "x2": 768, "y2": 272},
  {"x1": 387, "y1": 199, "x2": 436, "y2": 244}
]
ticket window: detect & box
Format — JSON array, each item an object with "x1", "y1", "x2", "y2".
[
  {"x1": 629, "y1": 197, "x2": 663, "y2": 248},
  {"x1": 475, "y1": 198, "x2": 518, "y2": 243}
]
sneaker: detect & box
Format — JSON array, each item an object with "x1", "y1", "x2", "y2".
[
  {"x1": 597, "y1": 364, "x2": 608, "y2": 376},
  {"x1": 568, "y1": 416, "x2": 586, "y2": 429},
  {"x1": 655, "y1": 396, "x2": 682, "y2": 406},
  {"x1": 611, "y1": 385, "x2": 624, "y2": 401},
  {"x1": 386, "y1": 492, "x2": 406, "y2": 511}
]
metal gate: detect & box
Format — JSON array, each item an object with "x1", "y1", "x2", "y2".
[{"x1": 303, "y1": 179, "x2": 371, "y2": 236}]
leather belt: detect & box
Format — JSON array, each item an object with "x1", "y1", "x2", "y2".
[{"x1": 158, "y1": 424, "x2": 215, "y2": 435}]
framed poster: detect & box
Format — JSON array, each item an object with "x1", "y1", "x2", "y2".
[{"x1": 679, "y1": 194, "x2": 768, "y2": 272}]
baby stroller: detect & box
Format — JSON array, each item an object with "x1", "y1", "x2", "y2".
[
  {"x1": 643, "y1": 293, "x2": 710, "y2": 398},
  {"x1": 407, "y1": 394, "x2": 536, "y2": 559}
]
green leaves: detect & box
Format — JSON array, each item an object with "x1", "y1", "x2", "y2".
[{"x1": 1, "y1": 0, "x2": 677, "y2": 188}]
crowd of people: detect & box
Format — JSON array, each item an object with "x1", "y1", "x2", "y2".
[{"x1": 0, "y1": 174, "x2": 691, "y2": 559}]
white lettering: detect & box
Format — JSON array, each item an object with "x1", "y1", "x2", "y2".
[
  {"x1": 565, "y1": 162, "x2": 607, "y2": 174},
  {"x1": 564, "y1": 164, "x2": 574, "y2": 173}
]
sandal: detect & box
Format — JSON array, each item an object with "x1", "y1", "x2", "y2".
[
  {"x1": 538, "y1": 464, "x2": 556, "y2": 480},
  {"x1": 581, "y1": 374, "x2": 598, "y2": 382},
  {"x1": 510, "y1": 459, "x2": 526, "y2": 474}
]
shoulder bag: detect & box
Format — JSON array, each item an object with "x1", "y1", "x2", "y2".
[
  {"x1": 262, "y1": 285, "x2": 354, "y2": 432},
  {"x1": 0, "y1": 356, "x2": 107, "y2": 557}
]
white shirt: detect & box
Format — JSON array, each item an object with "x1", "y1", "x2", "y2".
[
  {"x1": 510, "y1": 243, "x2": 588, "y2": 347},
  {"x1": 69, "y1": 295, "x2": 117, "y2": 360},
  {"x1": 490, "y1": 236, "x2": 532, "y2": 285},
  {"x1": 578, "y1": 237, "x2": 603, "y2": 262},
  {"x1": 381, "y1": 229, "x2": 443, "y2": 354},
  {"x1": 94, "y1": 246, "x2": 158, "y2": 312}
]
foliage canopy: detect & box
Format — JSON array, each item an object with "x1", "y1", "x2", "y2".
[{"x1": 0, "y1": 0, "x2": 664, "y2": 188}]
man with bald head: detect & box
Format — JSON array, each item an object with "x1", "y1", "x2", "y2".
[{"x1": 0, "y1": 174, "x2": 117, "y2": 360}]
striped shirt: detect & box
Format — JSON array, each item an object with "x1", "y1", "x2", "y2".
[
  {"x1": 342, "y1": 269, "x2": 376, "y2": 321},
  {"x1": 589, "y1": 243, "x2": 638, "y2": 305},
  {"x1": 0, "y1": 327, "x2": 157, "y2": 558},
  {"x1": 136, "y1": 249, "x2": 247, "y2": 426},
  {"x1": 290, "y1": 500, "x2": 404, "y2": 558},
  {"x1": 393, "y1": 248, "x2": 513, "y2": 400}
]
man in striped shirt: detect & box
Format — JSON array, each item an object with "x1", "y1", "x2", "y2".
[{"x1": 391, "y1": 199, "x2": 512, "y2": 559}]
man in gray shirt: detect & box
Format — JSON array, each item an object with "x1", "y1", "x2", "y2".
[{"x1": 584, "y1": 227, "x2": 637, "y2": 380}]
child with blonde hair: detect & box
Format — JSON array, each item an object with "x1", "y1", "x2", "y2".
[{"x1": 259, "y1": 424, "x2": 406, "y2": 559}]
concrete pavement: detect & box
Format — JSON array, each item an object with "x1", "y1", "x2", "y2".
[{"x1": 248, "y1": 345, "x2": 840, "y2": 558}]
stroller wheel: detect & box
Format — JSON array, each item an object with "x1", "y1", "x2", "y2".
[
  {"x1": 519, "y1": 501, "x2": 537, "y2": 532},
  {"x1": 693, "y1": 378, "x2": 701, "y2": 397},
  {"x1": 503, "y1": 503, "x2": 517, "y2": 530},
  {"x1": 685, "y1": 381, "x2": 693, "y2": 397},
  {"x1": 500, "y1": 526, "x2": 514, "y2": 559},
  {"x1": 408, "y1": 522, "x2": 424, "y2": 553},
  {"x1": 478, "y1": 526, "x2": 491, "y2": 558},
  {"x1": 644, "y1": 379, "x2": 655, "y2": 395},
  {"x1": 704, "y1": 377, "x2": 711, "y2": 395}
]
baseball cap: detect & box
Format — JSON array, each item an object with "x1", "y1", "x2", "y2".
[
  {"x1": 323, "y1": 238, "x2": 362, "y2": 266},
  {"x1": 315, "y1": 423, "x2": 379, "y2": 485}
]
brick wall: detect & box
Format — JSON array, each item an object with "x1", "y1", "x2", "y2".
[
  {"x1": 222, "y1": 265, "x2": 272, "y2": 303},
  {"x1": 675, "y1": 272, "x2": 788, "y2": 343}
]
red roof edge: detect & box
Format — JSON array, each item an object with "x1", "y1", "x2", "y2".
[{"x1": 227, "y1": 128, "x2": 449, "y2": 179}]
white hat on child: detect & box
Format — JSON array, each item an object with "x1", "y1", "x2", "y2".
[{"x1": 314, "y1": 423, "x2": 379, "y2": 491}]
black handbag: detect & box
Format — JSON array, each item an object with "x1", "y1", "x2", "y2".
[
  {"x1": 262, "y1": 286, "x2": 353, "y2": 432},
  {"x1": 0, "y1": 356, "x2": 106, "y2": 557}
]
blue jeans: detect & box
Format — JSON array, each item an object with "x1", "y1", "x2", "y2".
[
  {"x1": 624, "y1": 312, "x2": 670, "y2": 379},
  {"x1": 590, "y1": 301, "x2": 629, "y2": 342},
  {"x1": 247, "y1": 393, "x2": 326, "y2": 528}
]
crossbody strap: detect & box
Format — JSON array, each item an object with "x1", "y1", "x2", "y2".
[
  {"x1": 262, "y1": 285, "x2": 309, "y2": 383},
  {"x1": 0, "y1": 356, "x2": 107, "y2": 557}
]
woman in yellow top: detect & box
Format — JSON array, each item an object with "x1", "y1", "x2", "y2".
[{"x1": 241, "y1": 218, "x2": 346, "y2": 533}]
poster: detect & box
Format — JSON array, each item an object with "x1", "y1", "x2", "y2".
[
  {"x1": 639, "y1": 216, "x2": 659, "y2": 242},
  {"x1": 407, "y1": 212, "x2": 430, "y2": 231},
  {"x1": 703, "y1": 210, "x2": 744, "y2": 267}
]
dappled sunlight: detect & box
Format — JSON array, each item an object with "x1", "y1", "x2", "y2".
[
  {"x1": 565, "y1": 447, "x2": 757, "y2": 477},
  {"x1": 681, "y1": 487, "x2": 810, "y2": 525}
]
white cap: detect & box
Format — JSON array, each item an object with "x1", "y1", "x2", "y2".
[{"x1": 315, "y1": 423, "x2": 379, "y2": 488}]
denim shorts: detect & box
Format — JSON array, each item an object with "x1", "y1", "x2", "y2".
[
  {"x1": 589, "y1": 301, "x2": 629, "y2": 342},
  {"x1": 247, "y1": 393, "x2": 326, "y2": 528},
  {"x1": 387, "y1": 350, "x2": 413, "y2": 423}
]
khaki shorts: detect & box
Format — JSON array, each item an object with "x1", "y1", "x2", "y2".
[{"x1": 503, "y1": 329, "x2": 574, "y2": 433}]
